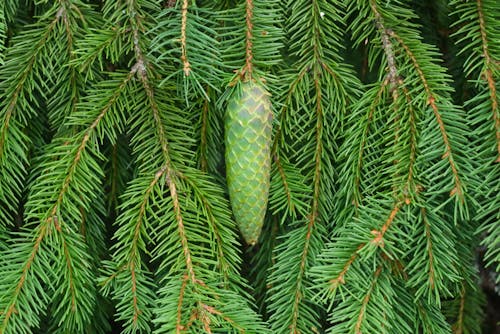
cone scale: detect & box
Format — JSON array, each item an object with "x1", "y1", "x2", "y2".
[{"x1": 225, "y1": 82, "x2": 272, "y2": 245}]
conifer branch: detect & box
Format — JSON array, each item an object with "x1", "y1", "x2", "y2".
[
  {"x1": 169, "y1": 174, "x2": 197, "y2": 285},
  {"x1": 0, "y1": 15, "x2": 58, "y2": 152},
  {"x1": 51, "y1": 73, "x2": 134, "y2": 218},
  {"x1": 290, "y1": 42, "x2": 324, "y2": 334},
  {"x1": 0, "y1": 5, "x2": 118, "y2": 332},
  {"x1": 180, "y1": 173, "x2": 237, "y2": 280},
  {"x1": 133, "y1": 24, "x2": 200, "y2": 300},
  {"x1": 353, "y1": 79, "x2": 389, "y2": 206},
  {"x1": 400, "y1": 84, "x2": 418, "y2": 200},
  {"x1": 2, "y1": 69, "x2": 134, "y2": 332},
  {"x1": 268, "y1": 1, "x2": 359, "y2": 332},
  {"x1": 371, "y1": 1, "x2": 410, "y2": 200},
  {"x1": 132, "y1": 167, "x2": 167, "y2": 324},
  {"x1": 389, "y1": 30, "x2": 464, "y2": 199},
  {"x1": 127, "y1": 7, "x2": 252, "y2": 332},
  {"x1": 451, "y1": 0, "x2": 499, "y2": 286},
  {"x1": 0, "y1": 10, "x2": 62, "y2": 215},
  {"x1": 123, "y1": 4, "x2": 202, "y2": 328}
]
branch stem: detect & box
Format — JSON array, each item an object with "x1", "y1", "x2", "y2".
[{"x1": 476, "y1": 0, "x2": 500, "y2": 160}]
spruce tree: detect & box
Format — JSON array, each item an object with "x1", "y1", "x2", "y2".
[{"x1": 0, "y1": 0, "x2": 497, "y2": 333}]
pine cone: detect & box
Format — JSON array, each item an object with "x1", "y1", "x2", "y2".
[{"x1": 225, "y1": 82, "x2": 272, "y2": 245}]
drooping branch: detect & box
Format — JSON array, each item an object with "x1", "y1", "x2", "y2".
[
  {"x1": 1, "y1": 45, "x2": 137, "y2": 334},
  {"x1": 129, "y1": 167, "x2": 167, "y2": 324},
  {"x1": 127, "y1": 0, "x2": 199, "y2": 308},
  {"x1": 353, "y1": 79, "x2": 389, "y2": 206},
  {"x1": 289, "y1": 45, "x2": 325, "y2": 334},
  {"x1": 370, "y1": 1, "x2": 419, "y2": 203},
  {"x1": 389, "y1": 30, "x2": 464, "y2": 200}
]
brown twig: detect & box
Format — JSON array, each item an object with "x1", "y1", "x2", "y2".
[
  {"x1": 370, "y1": 202, "x2": 401, "y2": 247},
  {"x1": 476, "y1": 0, "x2": 500, "y2": 161},
  {"x1": 180, "y1": 0, "x2": 191, "y2": 76},
  {"x1": 238, "y1": 0, "x2": 254, "y2": 81}
]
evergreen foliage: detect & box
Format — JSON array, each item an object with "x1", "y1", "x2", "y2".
[{"x1": 0, "y1": 0, "x2": 497, "y2": 333}]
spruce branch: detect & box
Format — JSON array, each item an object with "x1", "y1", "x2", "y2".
[
  {"x1": 451, "y1": 0, "x2": 499, "y2": 283},
  {"x1": 101, "y1": 170, "x2": 164, "y2": 332},
  {"x1": 389, "y1": 29, "x2": 464, "y2": 200},
  {"x1": 0, "y1": 3, "x2": 116, "y2": 332},
  {"x1": 131, "y1": 15, "x2": 208, "y2": 294},
  {"x1": 271, "y1": 5, "x2": 327, "y2": 331},
  {"x1": 0, "y1": 6, "x2": 60, "y2": 227},
  {"x1": 101, "y1": 4, "x2": 264, "y2": 332},
  {"x1": 370, "y1": 1, "x2": 414, "y2": 201},
  {"x1": 267, "y1": 1, "x2": 361, "y2": 332},
  {"x1": 12, "y1": 69, "x2": 136, "y2": 331},
  {"x1": 349, "y1": 79, "x2": 389, "y2": 207}
]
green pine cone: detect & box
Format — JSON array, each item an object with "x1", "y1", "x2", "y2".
[{"x1": 225, "y1": 82, "x2": 272, "y2": 245}]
